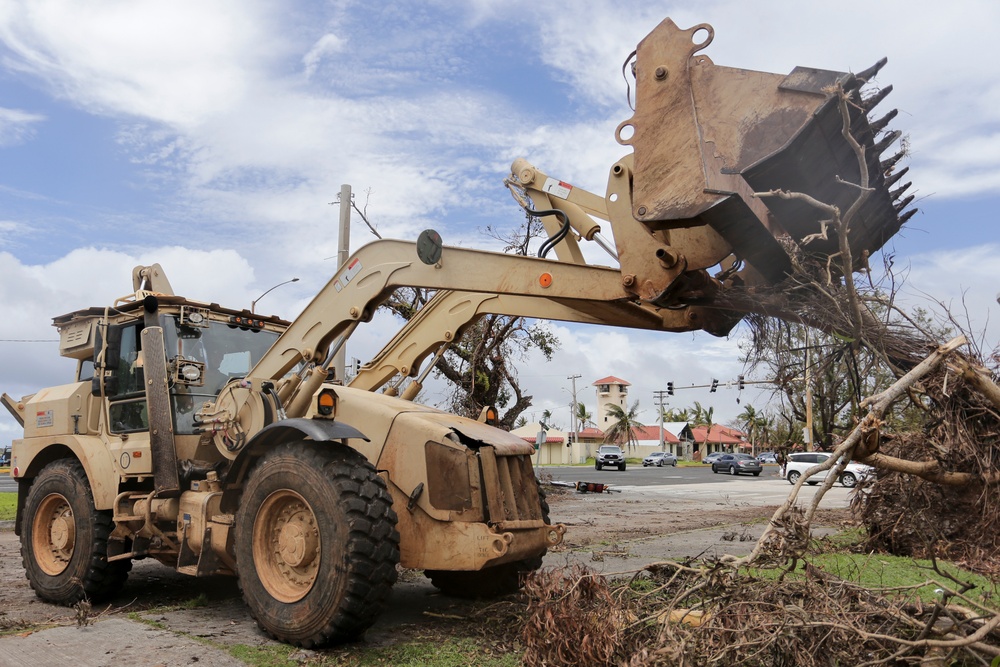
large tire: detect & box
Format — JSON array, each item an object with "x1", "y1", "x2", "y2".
[
  {"x1": 787, "y1": 470, "x2": 801, "y2": 485},
  {"x1": 619, "y1": 463, "x2": 626, "y2": 471},
  {"x1": 840, "y1": 472, "x2": 857, "y2": 488},
  {"x1": 595, "y1": 463, "x2": 602, "y2": 470},
  {"x1": 21, "y1": 459, "x2": 130, "y2": 604},
  {"x1": 234, "y1": 442, "x2": 399, "y2": 647},
  {"x1": 427, "y1": 482, "x2": 551, "y2": 599},
  {"x1": 730, "y1": 465, "x2": 738, "y2": 476}
]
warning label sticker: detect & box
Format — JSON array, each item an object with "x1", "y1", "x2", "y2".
[
  {"x1": 334, "y1": 257, "x2": 363, "y2": 293},
  {"x1": 542, "y1": 177, "x2": 573, "y2": 200},
  {"x1": 36, "y1": 410, "x2": 53, "y2": 428}
]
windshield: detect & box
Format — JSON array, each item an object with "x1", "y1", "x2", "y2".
[{"x1": 164, "y1": 317, "x2": 281, "y2": 434}]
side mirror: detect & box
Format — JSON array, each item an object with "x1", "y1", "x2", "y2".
[{"x1": 91, "y1": 324, "x2": 123, "y2": 397}]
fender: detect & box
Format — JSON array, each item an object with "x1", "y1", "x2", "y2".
[{"x1": 221, "y1": 418, "x2": 369, "y2": 508}]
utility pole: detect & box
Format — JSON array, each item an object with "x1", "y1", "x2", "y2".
[
  {"x1": 566, "y1": 374, "x2": 581, "y2": 445},
  {"x1": 804, "y1": 327, "x2": 814, "y2": 451},
  {"x1": 653, "y1": 389, "x2": 669, "y2": 453},
  {"x1": 333, "y1": 184, "x2": 351, "y2": 382}
]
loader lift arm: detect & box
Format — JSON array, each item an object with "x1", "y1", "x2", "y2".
[{"x1": 204, "y1": 17, "x2": 913, "y2": 454}]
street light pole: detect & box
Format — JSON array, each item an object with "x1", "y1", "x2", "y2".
[
  {"x1": 566, "y1": 374, "x2": 581, "y2": 444},
  {"x1": 251, "y1": 278, "x2": 299, "y2": 314},
  {"x1": 653, "y1": 390, "x2": 668, "y2": 453}
]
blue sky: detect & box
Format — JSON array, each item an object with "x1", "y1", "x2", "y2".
[{"x1": 1, "y1": 0, "x2": 999, "y2": 440}]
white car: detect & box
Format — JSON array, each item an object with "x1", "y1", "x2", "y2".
[{"x1": 784, "y1": 451, "x2": 873, "y2": 488}]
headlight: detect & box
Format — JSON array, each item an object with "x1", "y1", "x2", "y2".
[{"x1": 181, "y1": 364, "x2": 202, "y2": 382}]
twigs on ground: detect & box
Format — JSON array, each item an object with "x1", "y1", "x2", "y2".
[{"x1": 515, "y1": 560, "x2": 1000, "y2": 666}]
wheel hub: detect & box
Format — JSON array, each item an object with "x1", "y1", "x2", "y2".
[
  {"x1": 33, "y1": 494, "x2": 75, "y2": 576},
  {"x1": 277, "y1": 509, "x2": 319, "y2": 568},
  {"x1": 50, "y1": 515, "x2": 73, "y2": 550},
  {"x1": 253, "y1": 490, "x2": 321, "y2": 603}
]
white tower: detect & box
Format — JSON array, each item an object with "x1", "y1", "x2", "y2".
[{"x1": 593, "y1": 376, "x2": 631, "y2": 428}]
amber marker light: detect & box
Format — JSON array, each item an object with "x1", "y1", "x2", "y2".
[
  {"x1": 539, "y1": 273, "x2": 553, "y2": 288},
  {"x1": 317, "y1": 389, "x2": 336, "y2": 416}
]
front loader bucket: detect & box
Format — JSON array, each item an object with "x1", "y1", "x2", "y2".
[{"x1": 617, "y1": 19, "x2": 913, "y2": 283}]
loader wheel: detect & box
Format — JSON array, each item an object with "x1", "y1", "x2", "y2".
[
  {"x1": 235, "y1": 442, "x2": 399, "y2": 647},
  {"x1": 21, "y1": 459, "x2": 131, "y2": 604}
]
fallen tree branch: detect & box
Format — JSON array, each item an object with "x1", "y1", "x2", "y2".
[{"x1": 727, "y1": 335, "x2": 968, "y2": 567}]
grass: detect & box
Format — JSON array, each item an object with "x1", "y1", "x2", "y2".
[
  {"x1": 751, "y1": 527, "x2": 999, "y2": 607},
  {"x1": 798, "y1": 552, "x2": 998, "y2": 605},
  {"x1": 0, "y1": 492, "x2": 15, "y2": 521},
  {"x1": 317, "y1": 638, "x2": 522, "y2": 667},
  {"x1": 124, "y1": 595, "x2": 521, "y2": 666},
  {"x1": 180, "y1": 593, "x2": 210, "y2": 609}
]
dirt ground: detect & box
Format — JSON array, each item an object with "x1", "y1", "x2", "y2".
[{"x1": 0, "y1": 485, "x2": 852, "y2": 666}]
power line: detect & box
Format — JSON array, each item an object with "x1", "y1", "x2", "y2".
[{"x1": 0, "y1": 339, "x2": 59, "y2": 342}]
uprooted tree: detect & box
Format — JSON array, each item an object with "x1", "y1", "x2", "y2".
[{"x1": 518, "y1": 81, "x2": 1000, "y2": 666}]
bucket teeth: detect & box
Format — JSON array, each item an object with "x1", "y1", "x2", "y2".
[
  {"x1": 872, "y1": 130, "x2": 902, "y2": 157},
  {"x1": 894, "y1": 194, "x2": 915, "y2": 213},
  {"x1": 881, "y1": 150, "x2": 906, "y2": 173},
  {"x1": 868, "y1": 109, "x2": 898, "y2": 135},
  {"x1": 898, "y1": 208, "x2": 917, "y2": 225},
  {"x1": 889, "y1": 182, "x2": 912, "y2": 201},
  {"x1": 884, "y1": 166, "x2": 910, "y2": 189},
  {"x1": 843, "y1": 57, "x2": 888, "y2": 92},
  {"x1": 856, "y1": 57, "x2": 888, "y2": 83},
  {"x1": 863, "y1": 85, "x2": 893, "y2": 112}
]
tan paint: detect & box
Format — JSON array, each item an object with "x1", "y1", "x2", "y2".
[
  {"x1": 386, "y1": 481, "x2": 563, "y2": 571},
  {"x1": 8, "y1": 16, "x2": 912, "y2": 645}
]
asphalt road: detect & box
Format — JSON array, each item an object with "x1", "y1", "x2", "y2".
[
  {"x1": 540, "y1": 461, "x2": 864, "y2": 510},
  {"x1": 542, "y1": 462, "x2": 780, "y2": 487}
]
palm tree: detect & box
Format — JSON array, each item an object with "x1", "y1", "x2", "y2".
[
  {"x1": 738, "y1": 404, "x2": 762, "y2": 456},
  {"x1": 662, "y1": 406, "x2": 691, "y2": 422},
  {"x1": 692, "y1": 401, "x2": 715, "y2": 430},
  {"x1": 604, "y1": 401, "x2": 644, "y2": 454},
  {"x1": 575, "y1": 402, "x2": 594, "y2": 430},
  {"x1": 540, "y1": 408, "x2": 556, "y2": 430}
]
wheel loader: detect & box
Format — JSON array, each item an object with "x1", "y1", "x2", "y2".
[{"x1": 1, "y1": 18, "x2": 914, "y2": 648}]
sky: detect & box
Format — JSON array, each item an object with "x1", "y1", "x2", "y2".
[{"x1": 1, "y1": 0, "x2": 999, "y2": 442}]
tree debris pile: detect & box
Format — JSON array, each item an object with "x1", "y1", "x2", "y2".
[
  {"x1": 520, "y1": 564, "x2": 623, "y2": 667},
  {"x1": 855, "y1": 393, "x2": 1000, "y2": 577},
  {"x1": 518, "y1": 561, "x2": 1000, "y2": 666}
]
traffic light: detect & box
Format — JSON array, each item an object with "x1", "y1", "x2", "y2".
[
  {"x1": 738, "y1": 375, "x2": 745, "y2": 391},
  {"x1": 667, "y1": 382, "x2": 674, "y2": 396},
  {"x1": 710, "y1": 379, "x2": 718, "y2": 393}
]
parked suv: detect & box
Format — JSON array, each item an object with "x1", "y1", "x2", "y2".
[
  {"x1": 596, "y1": 445, "x2": 626, "y2": 471},
  {"x1": 784, "y1": 451, "x2": 873, "y2": 488}
]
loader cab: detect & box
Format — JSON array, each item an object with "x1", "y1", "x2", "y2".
[{"x1": 93, "y1": 308, "x2": 284, "y2": 436}]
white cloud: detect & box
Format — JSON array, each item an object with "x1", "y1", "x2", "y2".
[
  {"x1": 1, "y1": 0, "x2": 999, "y2": 438},
  {"x1": 0, "y1": 106, "x2": 44, "y2": 145},
  {"x1": 0, "y1": 0, "x2": 284, "y2": 126},
  {"x1": 303, "y1": 33, "x2": 346, "y2": 79}
]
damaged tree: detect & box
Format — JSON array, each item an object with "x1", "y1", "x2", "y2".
[{"x1": 521, "y1": 68, "x2": 1000, "y2": 667}]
